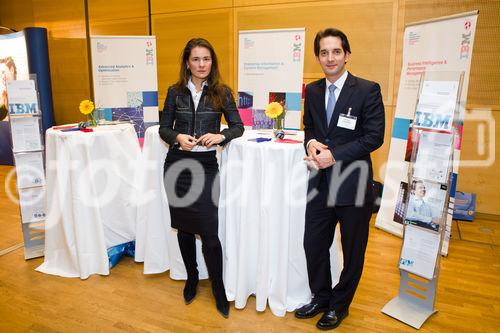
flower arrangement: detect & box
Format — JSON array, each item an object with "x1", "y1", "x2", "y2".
[
  {"x1": 265, "y1": 101, "x2": 286, "y2": 138},
  {"x1": 265, "y1": 101, "x2": 284, "y2": 120},
  {"x1": 79, "y1": 99, "x2": 96, "y2": 126}
]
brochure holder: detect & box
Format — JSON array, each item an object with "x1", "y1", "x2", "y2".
[
  {"x1": 382, "y1": 71, "x2": 464, "y2": 329},
  {"x1": 7, "y1": 74, "x2": 46, "y2": 259}
]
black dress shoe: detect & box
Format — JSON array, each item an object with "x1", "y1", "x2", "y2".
[
  {"x1": 294, "y1": 302, "x2": 328, "y2": 319},
  {"x1": 213, "y1": 283, "x2": 230, "y2": 318},
  {"x1": 183, "y1": 278, "x2": 198, "y2": 305},
  {"x1": 316, "y1": 309, "x2": 349, "y2": 330}
]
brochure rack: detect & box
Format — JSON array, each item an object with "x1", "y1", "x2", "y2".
[
  {"x1": 7, "y1": 74, "x2": 46, "y2": 259},
  {"x1": 382, "y1": 71, "x2": 464, "y2": 329}
]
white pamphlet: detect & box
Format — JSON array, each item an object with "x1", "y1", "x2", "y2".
[
  {"x1": 14, "y1": 152, "x2": 45, "y2": 188},
  {"x1": 413, "y1": 131, "x2": 453, "y2": 183},
  {"x1": 399, "y1": 225, "x2": 440, "y2": 280},
  {"x1": 6, "y1": 80, "x2": 39, "y2": 115},
  {"x1": 413, "y1": 80, "x2": 459, "y2": 132},
  {"x1": 19, "y1": 187, "x2": 46, "y2": 223},
  {"x1": 10, "y1": 116, "x2": 42, "y2": 152}
]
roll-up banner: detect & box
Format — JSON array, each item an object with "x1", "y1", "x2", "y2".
[
  {"x1": 0, "y1": 28, "x2": 54, "y2": 165},
  {"x1": 90, "y1": 36, "x2": 159, "y2": 140},
  {"x1": 375, "y1": 12, "x2": 479, "y2": 255},
  {"x1": 237, "y1": 28, "x2": 305, "y2": 130}
]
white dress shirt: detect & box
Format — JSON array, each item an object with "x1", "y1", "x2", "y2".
[
  {"x1": 324, "y1": 69, "x2": 348, "y2": 110},
  {"x1": 186, "y1": 78, "x2": 216, "y2": 152}
]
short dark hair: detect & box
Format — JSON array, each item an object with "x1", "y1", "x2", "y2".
[
  {"x1": 314, "y1": 28, "x2": 351, "y2": 57},
  {"x1": 411, "y1": 180, "x2": 425, "y2": 192}
]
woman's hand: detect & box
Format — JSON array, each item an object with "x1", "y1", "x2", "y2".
[
  {"x1": 198, "y1": 133, "x2": 225, "y2": 148},
  {"x1": 176, "y1": 134, "x2": 197, "y2": 150}
]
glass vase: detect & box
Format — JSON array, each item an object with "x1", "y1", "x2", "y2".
[
  {"x1": 273, "y1": 114, "x2": 285, "y2": 139},
  {"x1": 273, "y1": 114, "x2": 284, "y2": 131},
  {"x1": 88, "y1": 110, "x2": 97, "y2": 127}
]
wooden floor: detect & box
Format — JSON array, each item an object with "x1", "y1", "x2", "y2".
[{"x1": 1, "y1": 165, "x2": 499, "y2": 332}]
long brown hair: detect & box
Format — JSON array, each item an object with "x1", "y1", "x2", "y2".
[{"x1": 173, "y1": 38, "x2": 230, "y2": 110}]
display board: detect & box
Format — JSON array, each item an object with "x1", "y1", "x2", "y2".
[
  {"x1": 237, "y1": 28, "x2": 305, "y2": 130},
  {"x1": 7, "y1": 77, "x2": 46, "y2": 259},
  {"x1": 90, "y1": 36, "x2": 159, "y2": 139},
  {"x1": 0, "y1": 28, "x2": 55, "y2": 165},
  {"x1": 375, "y1": 11, "x2": 479, "y2": 256},
  {"x1": 0, "y1": 31, "x2": 30, "y2": 165}
]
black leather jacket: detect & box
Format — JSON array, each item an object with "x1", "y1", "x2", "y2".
[{"x1": 159, "y1": 85, "x2": 244, "y2": 147}]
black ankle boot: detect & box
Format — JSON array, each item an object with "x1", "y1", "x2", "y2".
[
  {"x1": 212, "y1": 282, "x2": 229, "y2": 318},
  {"x1": 183, "y1": 277, "x2": 198, "y2": 304}
]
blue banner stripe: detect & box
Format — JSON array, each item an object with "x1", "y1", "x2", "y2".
[
  {"x1": 142, "y1": 91, "x2": 158, "y2": 107},
  {"x1": 392, "y1": 117, "x2": 411, "y2": 140},
  {"x1": 450, "y1": 173, "x2": 457, "y2": 197}
]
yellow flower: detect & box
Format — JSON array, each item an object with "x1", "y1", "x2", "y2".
[
  {"x1": 79, "y1": 100, "x2": 94, "y2": 115},
  {"x1": 265, "y1": 102, "x2": 284, "y2": 119}
]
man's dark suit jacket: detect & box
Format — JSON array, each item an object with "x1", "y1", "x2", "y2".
[{"x1": 303, "y1": 72, "x2": 385, "y2": 206}]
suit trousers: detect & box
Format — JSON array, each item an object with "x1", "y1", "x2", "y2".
[{"x1": 304, "y1": 171, "x2": 372, "y2": 312}]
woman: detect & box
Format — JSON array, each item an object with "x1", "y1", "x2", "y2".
[{"x1": 159, "y1": 38, "x2": 244, "y2": 318}]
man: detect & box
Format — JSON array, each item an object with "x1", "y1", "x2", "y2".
[
  {"x1": 406, "y1": 180, "x2": 439, "y2": 231},
  {"x1": 295, "y1": 28, "x2": 385, "y2": 330}
]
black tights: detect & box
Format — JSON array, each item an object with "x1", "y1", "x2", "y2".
[{"x1": 177, "y1": 230, "x2": 224, "y2": 288}]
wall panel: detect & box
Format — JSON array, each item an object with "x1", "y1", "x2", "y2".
[
  {"x1": 32, "y1": 0, "x2": 90, "y2": 126},
  {"x1": 152, "y1": 9, "x2": 233, "y2": 105},
  {"x1": 89, "y1": 17, "x2": 149, "y2": 36},
  {"x1": 235, "y1": 0, "x2": 320, "y2": 6},
  {"x1": 88, "y1": 0, "x2": 149, "y2": 21},
  {"x1": 0, "y1": 0, "x2": 34, "y2": 31},
  {"x1": 457, "y1": 109, "x2": 500, "y2": 214},
  {"x1": 234, "y1": 1, "x2": 395, "y2": 103},
  {"x1": 403, "y1": 0, "x2": 500, "y2": 109},
  {"x1": 151, "y1": 0, "x2": 232, "y2": 15}
]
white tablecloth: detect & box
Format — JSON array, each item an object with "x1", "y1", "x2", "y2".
[
  {"x1": 220, "y1": 131, "x2": 341, "y2": 316},
  {"x1": 36, "y1": 124, "x2": 140, "y2": 279},
  {"x1": 136, "y1": 127, "x2": 341, "y2": 316}
]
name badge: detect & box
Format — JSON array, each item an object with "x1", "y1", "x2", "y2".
[{"x1": 337, "y1": 108, "x2": 357, "y2": 130}]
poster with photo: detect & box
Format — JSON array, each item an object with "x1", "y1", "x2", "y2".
[
  {"x1": 393, "y1": 181, "x2": 408, "y2": 224},
  {"x1": 0, "y1": 31, "x2": 30, "y2": 164},
  {"x1": 405, "y1": 179, "x2": 447, "y2": 232},
  {"x1": 404, "y1": 121, "x2": 414, "y2": 162}
]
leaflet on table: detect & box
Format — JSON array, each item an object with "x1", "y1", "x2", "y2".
[
  {"x1": 405, "y1": 179, "x2": 447, "y2": 232},
  {"x1": 399, "y1": 225, "x2": 440, "y2": 280},
  {"x1": 19, "y1": 187, "x2": 46, "y2": 223},
  {"x1": 14, "y1": 151, "x2": 45, "y2": 188},
  {"x1": 6, "y1": 80, "x2": 39, "y2": 115},
  {"x1": 413, "y1": 131, "x2": 453, "y2": 183},
  {"x1": 10, "y1": 116, "x2": 42, "y2": 152},
  {"x1": 413, "y1": 80, "x2": 459, "y2": 132}
]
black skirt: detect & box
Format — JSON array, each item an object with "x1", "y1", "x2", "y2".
[{"x1": 163, "y1": 149, "x2": 219, "y2": 235}]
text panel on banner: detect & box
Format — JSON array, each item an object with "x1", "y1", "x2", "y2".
[{"x1": 237, "y1": 28, "x2": 305, "y2": 131}]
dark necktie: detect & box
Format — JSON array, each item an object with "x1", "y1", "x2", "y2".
[{"x1": 326, "y1": 84, "x2": 337, "y2": 125}]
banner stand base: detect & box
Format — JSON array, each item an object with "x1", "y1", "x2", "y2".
[{"x1": 382, "y1": 296, "x2": 437, "y2": 329}]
